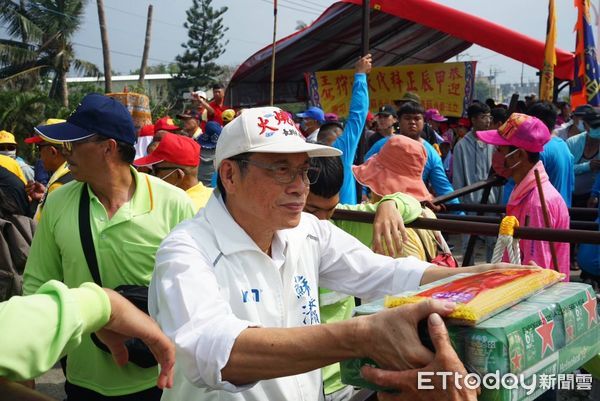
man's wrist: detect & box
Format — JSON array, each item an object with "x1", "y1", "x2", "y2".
[{"x1": 350, "y1": 315, "x2": 372, "y2": 358}]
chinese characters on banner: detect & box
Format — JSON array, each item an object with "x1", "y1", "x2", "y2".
[{"x1": 305, "y1": 61, "x2": 477, "y2": 118}]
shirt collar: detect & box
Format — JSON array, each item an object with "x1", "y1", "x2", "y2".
[
  {"x1": 204, "y1": 193, "x2": 273, "y2": 256},
  {"x1": 129, "y1": 167, "x2": 154, "y2": 217},
  {"x1": 86, "y1": 167, "x2": 153, "y2": 225}
]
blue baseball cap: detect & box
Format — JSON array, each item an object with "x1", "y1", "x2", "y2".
[
  {"x1": 296, "y1": 106, "x2": 325, "y2": 123},
  {"x1": 34, "y1": 93, "x2": 136, "y2": 145},
  {"x1": 197, "y1": 121, "x2": 222, "y2": 149}
]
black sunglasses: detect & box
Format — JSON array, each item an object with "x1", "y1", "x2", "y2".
[{"x1": 0, "y1": 144, "x2": 16, "y2": 151}]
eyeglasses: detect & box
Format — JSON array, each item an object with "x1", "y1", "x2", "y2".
[
  {"x1": 62, "y1": 135, "x2": 107, "y2": 154},
  {"x1": 0, "y1": 144, "x2": 16, "y2": 151},
  {"x1": 238, "y1": 159, "x2": 321, "y2": 185}
]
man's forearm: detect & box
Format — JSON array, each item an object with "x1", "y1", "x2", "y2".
[
  {"x1": 199, "y1": 98, "x2": 215, "y2": 118},
  {"x1": 221, "y1": 317, "x2": 368, "y2": 385},
  {"x1": 419, "y1": 265, "x2": 482, "y2": 286}
]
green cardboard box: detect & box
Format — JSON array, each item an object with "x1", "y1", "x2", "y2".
[{"x1": 340, "y1": 281, "x2": 600, "y2": 401}]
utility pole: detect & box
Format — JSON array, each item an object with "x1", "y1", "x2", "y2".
[
  {"x1": 139, "y1": 4, "x2": 154, "y2": 87},
  {"x1": 96, "y1": 0, "x2": 112, "y2": 93},
  {"x1": 269, "y1": 1, "x2": 277, "y2": 106}
]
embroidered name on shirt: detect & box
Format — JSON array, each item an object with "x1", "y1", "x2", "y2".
[
  {"x1": 294, "y1": 275, "x2": 320, "y2": 325},
  {"x1": 242, "y1": 288, "x2": 261, "y2": 303}
]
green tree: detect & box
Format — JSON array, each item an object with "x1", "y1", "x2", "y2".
[
  {"x1": 0, "y1": 0, "x2": 99, "y2": 107},
  {"x1": 130, "y1": 63, "x2": 180, "y2": 75},
  {"x1": 474, "y1": 79, "x2": 492, "y2": 102},
  {"x1": 175, "y1": 0, "x2": 228, "y2": 91}
]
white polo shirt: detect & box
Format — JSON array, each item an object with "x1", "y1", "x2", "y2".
[{"x1": 149, "y1": 194, "x2": 430, "y2": 401}]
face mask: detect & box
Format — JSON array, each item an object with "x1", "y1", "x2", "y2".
[
  {"x1": 159, "y1": 168, "x2": 181, "y2": 182},
  {"x1": 0, "y1": 150, "x2": 16, "y2": 159},
  {"x1": 492, "y1": 149, "x2": 521, "y2": 178},
  {"x1": 589, "y1": 127, "x2": 600, "y2": 139},
  {"x1": 492, "y1": 151, "x2": 512, "y2": 178},
  {"x1": 577, "y1": 120, "x2": 585, "y2": 131}
]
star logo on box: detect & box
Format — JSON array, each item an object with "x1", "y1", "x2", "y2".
[
  {"x1": 565, "y1": 325, "x2": 575, "y2": 341},
  {"x1": 582, "y1": 290, "x2": 598, "y2": 328},
  {"x1": 510, "y1": 351, "x2": 522, "y2": 370},
  {"x1": 535, "y1": 311, "x2": 555, "y2": 357}
]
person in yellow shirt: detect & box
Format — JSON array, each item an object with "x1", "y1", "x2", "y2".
[
  {"x1": 0, "y1": 130, "x2": 34, "y2": 181},
  {"x1": 24, "y1": 119, "x2": 73, "y2": 221},
  {"x1": 134, "y1": 132, "x2": 212, "y2": 211},
  {"x1": 0, "y1": 154, "x2": 26, "y2": 183}
]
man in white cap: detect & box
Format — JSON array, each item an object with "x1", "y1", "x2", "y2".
[{"x1": 149, "y1": 107, "x2": 519, "y2": 401}]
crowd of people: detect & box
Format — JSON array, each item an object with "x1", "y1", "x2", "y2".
[{"x1": 0, "y1": 54, "x2": 598, "y2": 401}]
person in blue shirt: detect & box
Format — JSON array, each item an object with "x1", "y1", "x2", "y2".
[
  {"x1": 365, "y1": 102, "x2": 459, "y2": 208},
  {"x1": 317, "y1": 54, "x2": 371, "y2": 205},
  {"x1": 578, "y1": 115, "x2": 600, "y2": 287},
  {"x1": 566, "y1": 106, "x2": 600, "y2": 207}
]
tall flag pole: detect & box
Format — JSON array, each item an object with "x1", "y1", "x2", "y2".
[
  {"x1": 270, "y1": 0, "x2": 278, "y2": 106},
  {"x1": 541, "y1": 0, "x2": 557, "y2": 101},
  {"x1": 571, "y1": 0, "x2": 600, "y2": 107}
]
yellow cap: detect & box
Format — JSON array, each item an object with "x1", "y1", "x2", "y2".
[
  {"x1": 222, "y1": 109, "x2": 236, "y2": 123},
  {"x1": 41, "y1": 118, "x2": 66, "y2": 126},
  {"x1": 0, "y1": 130, "x2": 16, "y2": 145},
  {"x1": 499, "y1": 216, "x2": 519, "y2": 236}
]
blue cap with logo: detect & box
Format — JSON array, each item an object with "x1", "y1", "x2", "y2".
[
  {"x1": 296, "y1": 106, "x2": 325, "y2": 123},
  {"x1": 34, "y1": 93, "x2": 136, "y2": 145}
]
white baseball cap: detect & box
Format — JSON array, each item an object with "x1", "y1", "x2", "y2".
[
  {"x1": 215, "y1": 107, "x2": 342, "y2": 168},
  {"x1": 194, "y1": 90, "x2": 207, "y2": 99}
]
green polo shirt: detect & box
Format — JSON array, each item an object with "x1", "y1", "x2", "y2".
[
  {"x1": 319, "y1": 192, "x2": 423, "y2": 394},
  {"x1": 23, "y1": 167, "x2": 194, "y2": 396}
]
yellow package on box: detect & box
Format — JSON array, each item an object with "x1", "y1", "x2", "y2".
[{"x1": 384, "y1": 269, "x2": 564, "y2": 325}]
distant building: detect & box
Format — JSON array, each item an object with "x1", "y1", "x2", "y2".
[{"x1": 499, "y1": 82, "x2": 540, "y2": 103}]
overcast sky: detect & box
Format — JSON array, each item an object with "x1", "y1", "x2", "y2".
[{"x1": 69, "y1": 0, "x2": 591, "y2": 84}]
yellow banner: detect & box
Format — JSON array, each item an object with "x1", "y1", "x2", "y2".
[
  {"x1": 306, "y1": 61, "x2": 476, "y2": 118},
  {"x1": 540, "y1": 0, "x2": 556, "y2": 101}
]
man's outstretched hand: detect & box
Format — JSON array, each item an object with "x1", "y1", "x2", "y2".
[
  {"x1": 361, "y1": 313, "x2": 478, "y2": 401},
  {"x1": 95, "y1": 289, "x2": 175, "y2": 389}
]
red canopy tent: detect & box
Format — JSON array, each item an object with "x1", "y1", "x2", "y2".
[{"x1": 226, "y1": 0, "x2": 574, "y2": 107}]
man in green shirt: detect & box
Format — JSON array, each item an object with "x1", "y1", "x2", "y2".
[{"x1": 23, "y1": 94, "x2": 194, "y2": 401}]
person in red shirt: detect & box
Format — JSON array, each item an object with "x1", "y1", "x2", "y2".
[{"x1": 196, "y1": 83, "x2": 227, "y2": 125}]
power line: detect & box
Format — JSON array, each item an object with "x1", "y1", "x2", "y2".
[
  {"x1": 104, "y1": 4, "x2": 181, "y2": 28},
  {"x1": 299, "y1": 0, "x2": 332, "y2": 10},
  {"x1": 102, "y1": 4, "x2": 264, "y2": 46},
  {"x1": 278, "y1": 0, "x2": 323, "y2": 14},
  {"x1": 72, "y1": 42, "x2": 173, "y2": 64},
  {"x1": 256, "y1": 0, "x2": 321, "y2": 16},
  {"x1": 280, "y1": 0, "x2": 324, "y2": 14}
]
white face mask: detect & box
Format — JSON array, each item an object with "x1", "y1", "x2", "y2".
[
  {"x1": 504, "y1": 148, "x2": 522, "y2": 170},
  {"x1": 0, "y1": 150, "x2": 16, "y2": 159}
]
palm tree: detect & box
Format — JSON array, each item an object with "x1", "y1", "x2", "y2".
[{"x1": 0, "y1": 0, "x2": 99, "y2": 107}]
